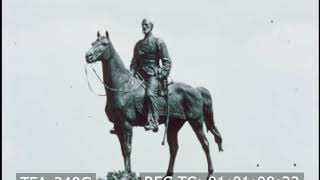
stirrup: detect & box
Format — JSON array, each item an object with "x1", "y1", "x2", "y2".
[
  {"x1": 144, "y1": 123, "x2": 158, "y2": 132},
  {"x1": 152, "y1": 126, "x2": 158, "y2": 132},
  {"x1": 144, "y1": 124, "x2": 154, "y2": 131}
]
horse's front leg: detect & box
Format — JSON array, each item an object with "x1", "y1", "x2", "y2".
[{"x1": 117, "y1": 124, "x2": 133, "y2": 173}]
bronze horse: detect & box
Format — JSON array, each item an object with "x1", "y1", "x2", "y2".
[{"x1": 85, "y1": 31, "x2": 223, "y2": 177}]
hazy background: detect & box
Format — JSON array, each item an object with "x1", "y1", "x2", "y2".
[{"x1": 3, "y1": 0, "x2": 319, "y2": 179}]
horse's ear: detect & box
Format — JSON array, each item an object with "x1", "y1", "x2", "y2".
[
  {"x1": 105, "y1": 30, "x2": 109, "y2": 39},
  {"x1": 97, "y1": 31, "x2": 101, "y2": 38}
]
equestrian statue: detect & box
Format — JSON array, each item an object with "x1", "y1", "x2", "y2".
[{"x1": 85, "y1": 19, "x2": 223, "y2": 178}]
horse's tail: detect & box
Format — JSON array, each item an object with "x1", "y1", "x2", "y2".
[{"x1": 196, "y1": 87, "x2": 223, "y2": 152}]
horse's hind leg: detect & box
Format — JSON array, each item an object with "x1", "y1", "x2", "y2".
[
  {"x1": 166, "y1": 119, "x2": 185, "y2": 176},
  {"x1": 189, "y1": 119, "x2": 214, "y2": 175}
]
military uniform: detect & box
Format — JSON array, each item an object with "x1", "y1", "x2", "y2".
[{"x1": 130, "y1": 34, "x2": 172, "y2": 131}]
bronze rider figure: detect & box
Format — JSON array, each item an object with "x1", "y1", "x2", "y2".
[{"x1": 130, "y1": 18, "x2": 172, "y2": 132}]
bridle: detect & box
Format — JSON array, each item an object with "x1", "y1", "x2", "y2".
[{"x1": 85, "y1": 43, "x2": 145, "y2": 96}]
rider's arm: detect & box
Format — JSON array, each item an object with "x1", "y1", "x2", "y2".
[
  {"x1": 130, "y1": 43, "x2": 139, "y2": 74},
  {"x1": 157, "y1": 39, "x2": 172, "y2": 79}
]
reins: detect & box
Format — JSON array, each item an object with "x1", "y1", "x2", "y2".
[
  {"x1": 85, "y1": 63, "x2": 106, "y2": 96},
  {"x1": 85, "y1": 63, "x2": 145, "y2": 95}
]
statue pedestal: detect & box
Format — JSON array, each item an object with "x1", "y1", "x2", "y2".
[{"x1": 98, "y1": 171, "x2": 141, "y2": 180}]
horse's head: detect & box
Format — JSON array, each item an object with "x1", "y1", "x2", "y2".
[{"x1": 85, "y1": 30, "x2": 112, "y2": 63}]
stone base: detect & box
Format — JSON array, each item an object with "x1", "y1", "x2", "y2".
[{"x1": 98, "y1": 171, "x2": 141, "y2": 180}]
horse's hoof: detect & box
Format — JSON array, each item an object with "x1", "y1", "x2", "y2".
[
  {"x1": 120, "y1": 171, "x2": 134, "y2": 180},
  {"x1": 206, "y1": 175, "x2": 214, "y2": 180},
  {"x1": 163, "y1": 173, "x2": 173, "y2": 180}
]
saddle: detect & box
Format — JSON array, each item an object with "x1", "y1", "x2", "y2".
[
  {"x1": 134, "y1": 94, "x2": 186, "y2": 119},
  {"x1": 134, "y1": 80, "x2": 186, "y2": 119},
  {"x1": 131, "y1": 73, "x2": 186, "y2": 119}
]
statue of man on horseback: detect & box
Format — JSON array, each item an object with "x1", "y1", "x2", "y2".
[
  {"x1": 130, "y1": 18, "x2": 172, "y2": 132},
  {"x1": 85, "y1": 21, "x2": 223, "y2": 178}
]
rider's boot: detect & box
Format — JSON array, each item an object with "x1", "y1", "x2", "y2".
[
  {"x1": 144, "y1": 113, "x2": 155, "y2": 131},
  {"x1": 152, "y1": 121, "x2": 159, "y2": 132}
]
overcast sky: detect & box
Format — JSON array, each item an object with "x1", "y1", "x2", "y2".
[{"x1": 3, "y1": 0, "x2": 319, "y2": 179}]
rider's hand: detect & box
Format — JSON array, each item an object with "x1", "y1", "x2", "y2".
[
  {"x1": 157, "y1": 68, "x2": 164, "y2": 80},
  {"x1": 130, "y1": 69, "x2": 136, "y2": 76}
]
